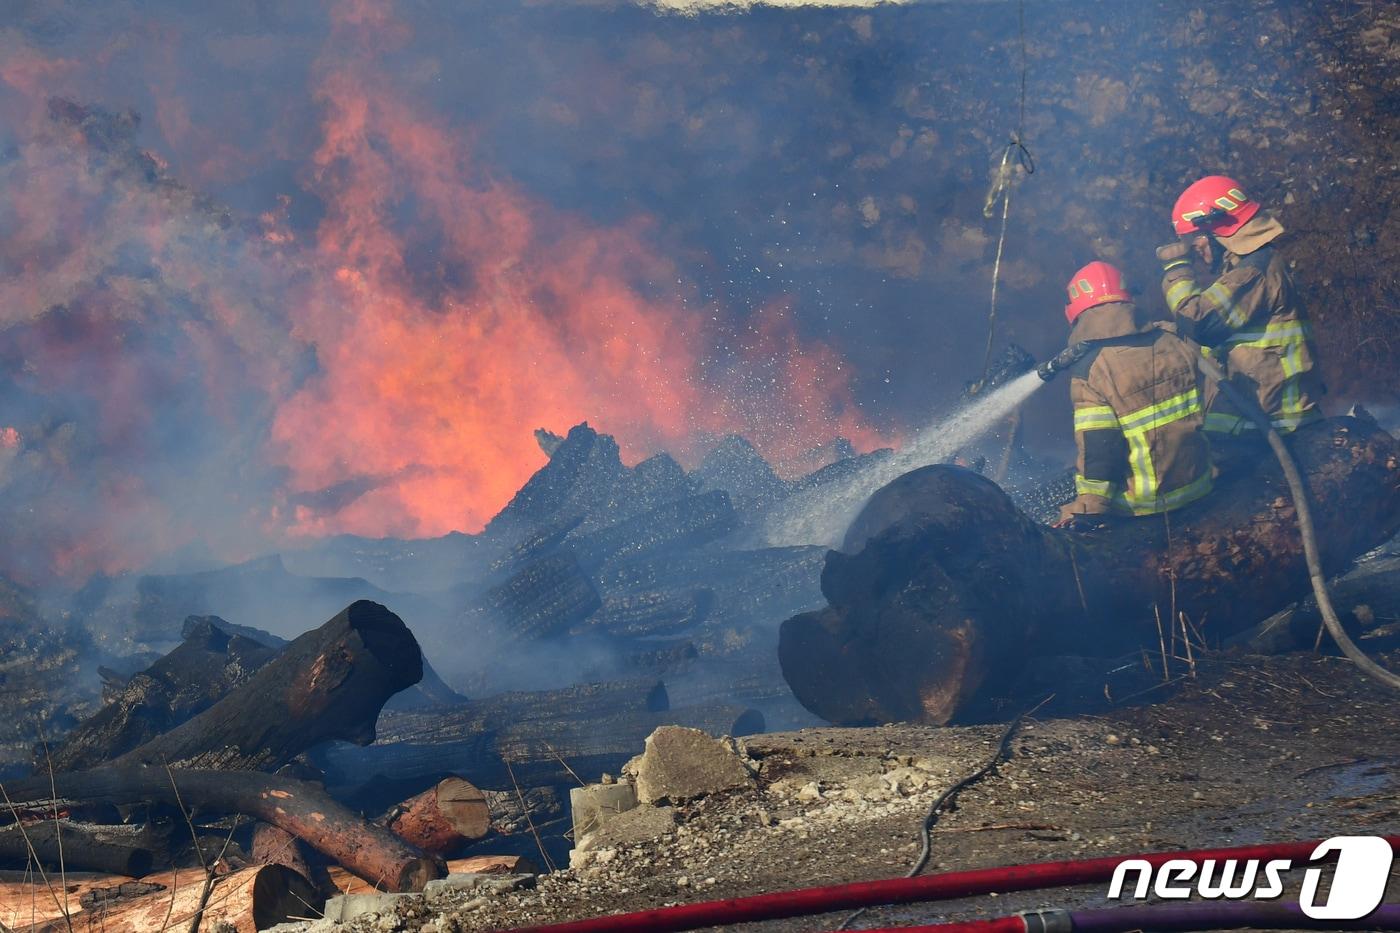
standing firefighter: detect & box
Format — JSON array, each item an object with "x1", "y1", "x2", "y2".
[
  {"x1": 1054, "y1": 262, "x2": 1214, "y2": 529},
  {"x1": 1156, "y1": 176, "x2": 1323, "y2": 442}
]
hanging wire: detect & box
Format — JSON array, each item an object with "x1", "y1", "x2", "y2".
[{"x1": 969, "y1": 0, "x2": 1034, "y2": 396}]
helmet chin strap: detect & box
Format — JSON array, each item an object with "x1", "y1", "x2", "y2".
[
  {"x1": 1203, "y1": 233, "x2": 1225, "y2": 273},
  {"x1": 1188, "y1": 213, "x2": 1228, "y2": 273}
]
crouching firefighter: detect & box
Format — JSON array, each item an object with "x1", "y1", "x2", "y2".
[
  {"x1": 1156, "y1": 175, "x2": 1323, "y2": 453},
  {"x1": 1045, "y1": 261, "x2": 1215, "y2": 531}
]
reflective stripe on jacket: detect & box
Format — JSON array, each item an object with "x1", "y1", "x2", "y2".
[
  {"x1": 1062, "y1": 302, "x2": 1214, "y2": 519},
  {"x1": 1159, "y1": 213, "x2": 1322, "y2": 434}
]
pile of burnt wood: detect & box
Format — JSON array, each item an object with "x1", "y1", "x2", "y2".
[{"x1": 0, "y1": 600, "x2": 763, "y2": 929}]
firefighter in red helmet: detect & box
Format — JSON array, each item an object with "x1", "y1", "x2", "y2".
[
  {"x1": 1156, "y1": 176, "x2": 1323, "y2": 445},
  {"x1": 1055, "y1": 261, "x2": 1214, "y2": 529}
]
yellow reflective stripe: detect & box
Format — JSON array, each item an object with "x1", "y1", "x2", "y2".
[
  {"x1": 1204, "y1": 409, "x2": 1319, "y2": 434},
  {"x1": 1075, "y1": 475, "x2": 1116, "y2": 498},
  {"x1": 1122, "y1": 470, "x2": 1213, "y2": 515},
  {"x1": 1109, "y1": 389, "x2": 1206, "y2": 511},
  {"x1": 1204, "y1": 412, "x2": 1254, "y2": 435},
  {"x1": 1271, "y1": 408, "x2": 1321, "y2": 433},
  {"x1": 1164, "y1": 277, "x2": 1200, "y2": 312},
  {"x1": 1118, "y1": 388, "x2": 1203, "y2": 434},
  {"x1": 1124, "y1": 429, "x2": 1156, "y2": 506},
  {"x1": 1073, "y1": 405, "x2": 1120, "y2": 432},
  {"x1": 1219, "y1": 318, "x2": 1316, "y2": 429},
  {"x1": 1201, "y1": 279, "x2": 1250, "y2": 329},
  {"x1": 1161, "y1": 259, "x2": 1189, "y2": 272},
  {"x1": 1223, "y1": 321, "x2": 1313, "y2": 348}
]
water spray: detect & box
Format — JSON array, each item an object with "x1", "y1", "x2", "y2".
[{"x1": 761, "y1": 367, "x2": 1048, "y2": 548}]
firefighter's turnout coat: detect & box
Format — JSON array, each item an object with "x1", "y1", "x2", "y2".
[
  {"x1": 1062, "y1": 301, "x2": 1215, "y2": 520},
  {"x1": 1160, "y1": 212, "x2": 1323, "y2": 435}
]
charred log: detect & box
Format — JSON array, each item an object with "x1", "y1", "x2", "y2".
[
  {"x1": 315, "y1": 678, "x2": 664, "y2": 804},
  {"x1": 1232, "y1": 554, "x2": 1400, "y2": 654},
  {"x1": 48, "y1": 617, "x2": 277, "y2": 771},
  {"x1": 483, "y1": 786, "x2": 564, "y2": 837},
  {"x1": 321, "y1": 702, "x2": 762, "y2": 792},
  {"x1": 578, "y1": 590, "x2": 715, "y2": 638},
  {"x1": 569, "y1": 491, "x2": 737, "y2": 569},
  {"x1": 0, "y1": 767, "x2": 441, "y2": 892},
  {"x1": 780, "y1": 418, "x2": 1400, "y2": 726},
  {"x1": 0, "y1": 820, "x2": 164, "y2": 876},
  {"x1": 599, "y1": 546, "x2": 828, "y2": 634},
  {"x1": 382, "y1": 679, "x2": 670, "y2": 739},
  {"x1": 617, "y1": 638, "x2": 700, "y2": 677},
  {"x1": 249, "y1": 822, "x2": 321, "y2": 890},
  {"x1": 109, "y1": 600, "x2": 422, "y2": 771},
  {"x1": 479, "y1": 551, "x2": 602, "y2": 641}
]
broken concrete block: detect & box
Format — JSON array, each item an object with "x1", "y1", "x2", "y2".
[
  {"x1": 577, "y1": 804, "x2": 677, "y2": 851},
  {"x1": 634, "y1": 725, "x2": 754, "y2": 804},
  {"x1": 448, "y1": 851, "x2": 540, "y2": 874},
  {"x1": 423, "y1": 872, "x2": 536, "y2": 901},
  {"x1": 570, "y1": 781, "x2": 639, "y2": 840},
  {"x1": 321, "y1": 892, "x2": 416, "y2": 923}
]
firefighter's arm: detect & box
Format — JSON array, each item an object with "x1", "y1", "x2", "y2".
[
  {"x1": 1061, "y1": 374, "x2": 1127, "y2": 520},
  {"x1": 1160, "y1": 256, "x2": 1265, "y2": 348}
]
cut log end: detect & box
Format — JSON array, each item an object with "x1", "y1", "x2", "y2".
[{"x1": 387, "y1": 776, "x2": 492, "y2": 856}]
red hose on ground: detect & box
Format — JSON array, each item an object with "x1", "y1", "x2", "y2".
[
  {"x1": 842, "y1": 903, "x2": 1400, "y2": 933},
  {"x1": 495, "y1": 835, "x2": 1400, "y2": 933}
]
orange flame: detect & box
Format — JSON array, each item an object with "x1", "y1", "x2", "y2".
[
  {"x1": 269, "y1": 43, "x2": 887, "y2": 537},
  {"x1": 0, "y1": 9, "x2": 889, "y2": 582}
]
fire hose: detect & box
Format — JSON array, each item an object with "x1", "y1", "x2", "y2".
[
  {"x1": 1035, "y1": 341, "x2": 1400, "y2": 692},
  {"x1": 1193, "y1": 352, "x2": 1400, "y2": 691},
  {"x1": 494, "y1": 836, "x2": 1400, "y2": 933},
  {"x1": 832, "y1": 902, "x2": 1400, "y2": 933}
]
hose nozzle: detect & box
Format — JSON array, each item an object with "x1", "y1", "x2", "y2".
[{"x1": 1037, "y1": 341, "x2": 1092, "y2": 382}]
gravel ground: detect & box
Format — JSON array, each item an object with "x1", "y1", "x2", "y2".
[{"x1": 306, "y1": 647, "x2": 1400, "y2": 933}]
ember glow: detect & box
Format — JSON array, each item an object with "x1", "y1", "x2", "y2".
[{"x1": 0, "y1": 3, "x2": 889, "y2": 581}]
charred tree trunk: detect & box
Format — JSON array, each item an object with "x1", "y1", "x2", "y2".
[
  {"x1": 249, "y1": 822, "x2": 321, "y2": 890},
  {"x1": 0, "y1": 767, "x2": 442, "y2": 893},
  {"x1": 383, "y1": 776, "x2": 491, "y2": 856},
  {"x1": 110, "y1": 600, "x2": 422, "y2": 771},
  {"x1": 780, "y1": 417, "x2": 1400, "y2": 726},
  {"x1": 48, "y1": 617, "x2": 278, "y2": 771},
  {"x1": 0, "y1": 820, "x2": 165, "y2": 876}
]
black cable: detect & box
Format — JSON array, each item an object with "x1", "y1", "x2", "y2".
[
  {"x1": 836, "y1": 696, "x2": 1053, "y2": 931},
  {"x1": 1013, "y1": 0, "x2": 1034, "y2": 175},
  {"x1": 1017, "y1": 0, "x2": 1028, "y2": 142}
]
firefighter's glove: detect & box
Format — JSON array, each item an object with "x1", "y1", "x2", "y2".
[
  {"x1": 1156, "y1": 241, "x2": 1191, "y2": 270},
  {"x1": 1053, "y1": 514, "x2": 1110, "y2": 533}
]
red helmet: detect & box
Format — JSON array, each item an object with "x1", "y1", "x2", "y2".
[
  {"x1": 1065, "y1": 261, "x2": 1128, "y2": 325},
  {"x1": 1172, "y1": 175, "x2": 1260, "y2": 236}
]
